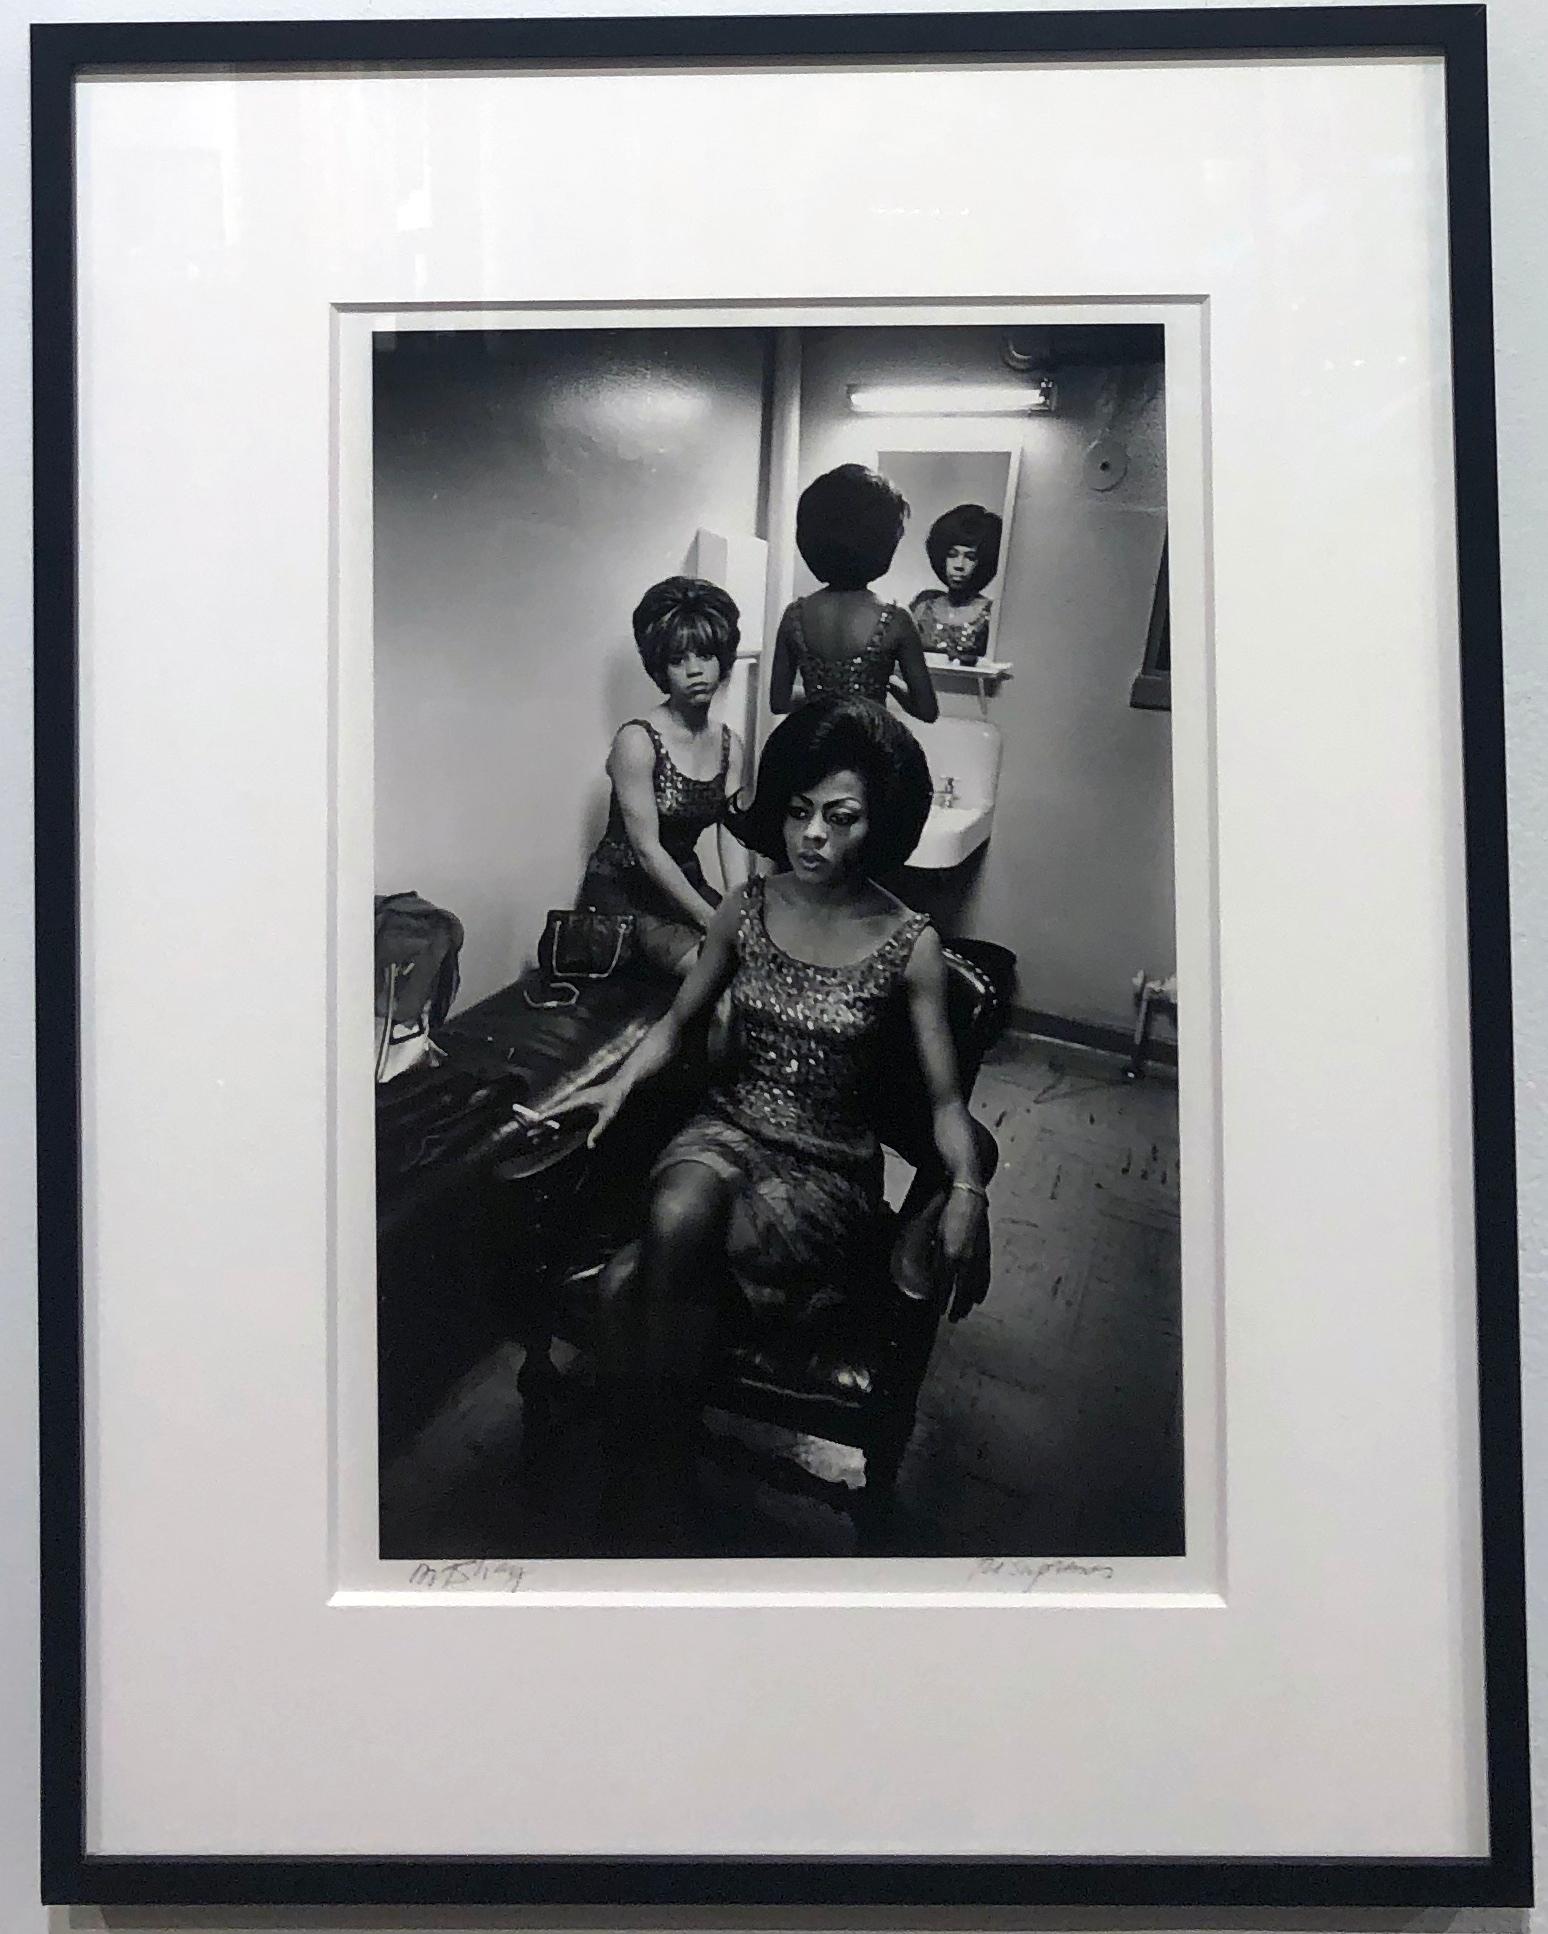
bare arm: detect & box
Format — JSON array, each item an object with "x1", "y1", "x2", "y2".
[
  {"x1": 890, "y1": 608, "x2": 940, "y2": 722},
  {"x1": 904, "y1": 926, "x2": 985, "y2": 1280},
  {"x1": 716, "y1": 729, "x2": 751, "y2": 893},
  {"x1": 609, "y1": 723, "x2": 718, "y2": 933},
  {"x1": 569, "y1": 889, "x2": 744, "y2": 1143},
  {"x1": 768, "y1": 604, "x2": 801, "y2": 714},
  {"x1": 905, "y1": 927, "x2": 980, "y2": 1184}
]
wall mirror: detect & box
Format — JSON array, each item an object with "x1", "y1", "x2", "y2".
[{"x1": 873, "y1": 438, "x2": 1021, "y2": 666}]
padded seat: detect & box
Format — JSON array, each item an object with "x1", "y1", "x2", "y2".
[
  {"x1": 379, "y1": 965, "x2": 677, "y2": 1228},
  {"x1": 435, "y1": 965, "x2": 674, "y2": 1113}
]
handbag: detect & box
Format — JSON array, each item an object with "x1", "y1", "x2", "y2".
[
  {"x1": 525, "y1": 907, "x2": 638, "y2": 1009},
  {"x1": 374, "y1": 891, "x2": 464, "y2": 1083}
]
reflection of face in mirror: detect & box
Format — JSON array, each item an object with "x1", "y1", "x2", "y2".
[
  {"x1": 943, "y1": 543, "x2": 979, "y2": 594},
  {"x1": 912, "y1": 502, "x2": 1004, "y2": 664},
  {"x1": 875, "y1": 449, "x2": 1013, "y2": 665}
]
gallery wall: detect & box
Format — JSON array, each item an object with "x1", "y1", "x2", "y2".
[
  {"x1": 792, "y1": 325, "x2": 1173, "y2": 1033},
  {"x1": 373, "y1": 328, "x2": 767, "y2": 1008}
]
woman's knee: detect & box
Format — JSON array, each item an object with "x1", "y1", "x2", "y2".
[{"x1": 648, "y1": 1162, "x2": 726, "y2": 1252}]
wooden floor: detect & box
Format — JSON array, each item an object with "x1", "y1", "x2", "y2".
[{"x1": 381, "y1": 1030, "x2": 1183, "y2": 1560}]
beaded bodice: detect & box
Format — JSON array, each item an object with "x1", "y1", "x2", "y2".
[
  {"x1": 790, "y1": 596, "x2": 899, "y2": 703},
  {"x1": 594, "y1": 719, "x2": 729, "y2": 868},
  {"x1": 714, "y1": 876, "x2": 929, "y2": 1167},
  {"x1": 912, "y1": 592, "x2": 991, "y2": 664}
]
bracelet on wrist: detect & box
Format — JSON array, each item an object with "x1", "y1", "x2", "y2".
[{"x1": 950, "y1": 1179, "x2": 988, "y2": 1200}]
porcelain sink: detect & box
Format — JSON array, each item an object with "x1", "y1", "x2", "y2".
[
  {"x1": 908, "y1": 801, "x2": 994, "y2": 870},
  {"x1": 903, "y1": 715, "x2": 1003, "y2": 870}
]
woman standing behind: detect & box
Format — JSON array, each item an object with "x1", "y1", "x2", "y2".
[
  {"x1": 768, "y1": 464, "x2": 939, "y2": 722},
  {"x1": 577, "y1": 577, "x2": 748, "y2": 977}
]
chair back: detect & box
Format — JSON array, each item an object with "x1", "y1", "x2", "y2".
[{"x1": 871, "y1": 944, "x2": 1000, "y2": 1171}]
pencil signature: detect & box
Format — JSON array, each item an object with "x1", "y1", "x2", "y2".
[
  {"x1": 408, "y1": 1559, "x2": 527, "y2": 1592},
  {"x1": 972, "y1": 1557, "x2": 1116, "y2": 1588}
]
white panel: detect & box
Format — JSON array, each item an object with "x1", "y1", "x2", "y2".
[{"x1": 73, "y1": 53, "x2": 1482, "y2": 1860}]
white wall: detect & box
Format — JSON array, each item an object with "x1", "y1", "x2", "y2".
[
  {"x1": 374, "y1": 327, "x2": 767, "y2": 1009},
  {"x1": 4, "y1": 4, "x2": 1548, "y2": 1933},
  {"x1": 794, "y1": 325, "x2": 1171, "y2": 1030}
]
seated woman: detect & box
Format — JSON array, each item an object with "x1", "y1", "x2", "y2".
[
  {"x1": 768, "y1": 465, "x2": 939, "y2": 722},
  {"x1": 566, "y1": 695, "x2": 988, "y2": 1532},
  {"x1": 909, "y1": 502, "x2": 1003, "y2": 664},
  {"x1": 577, "y1": 577, "x2": 748, "y2": 977}
]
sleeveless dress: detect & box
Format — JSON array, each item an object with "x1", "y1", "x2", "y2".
[
  {"x1": 910, "y1": 591, "x2": 992, "y2": 663},
  {"x1": 578, "y1": 719, "x2": 731, "y2": 973},
  {"x1": 787, "y1": 595, "x2": 903, "y2": 704},
  {"x1": 647, "y1": 875, "x2": 930, "y2": 1316}
]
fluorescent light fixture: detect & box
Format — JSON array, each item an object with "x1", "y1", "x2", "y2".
[{"x1": 846, "y1": 378, "x2": 1056, "y2": 415}]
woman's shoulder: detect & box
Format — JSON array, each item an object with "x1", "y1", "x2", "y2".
[
  {"x1": 727, "y1": 872, "x2": 768, "y2": 913},
  {"x1": 703, "y1": 875, "x2": 762, "y2": 943},
  {"x1": 897, "y1": 914, "x2": 946, "y2": 983},
  {"x1": 607, "y1": 716, "x2": 663, "y2": 770},
  {"x1": 863, "y1": 881, "x2": 932, "y2": 940}
]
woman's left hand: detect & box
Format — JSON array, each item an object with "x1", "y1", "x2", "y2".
[{"x1": 938, "y1": 1185, "x2": 986, "y2": 1271}]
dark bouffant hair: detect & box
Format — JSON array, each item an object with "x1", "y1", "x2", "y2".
[
  {"x1": 726, "y1": 695, "x2": 932, "y2": 875},
  {"x1": 795, "y1": 464, "x2": 909, "y2": 591},
  {"x1": 631, "y1": 577, "x2": 740, "y2": 690},
  {"x1": 925, "y1": 503, "x2": 1004, "y2": 597}
]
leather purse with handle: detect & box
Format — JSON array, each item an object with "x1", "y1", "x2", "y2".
[{"x1": 524, "y1": 907, "x2": 638, "y2": 1010}]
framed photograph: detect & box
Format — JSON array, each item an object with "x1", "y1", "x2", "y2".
[{"x1": 33, "y1": 4, "x2": 1531, "y2": 1909}]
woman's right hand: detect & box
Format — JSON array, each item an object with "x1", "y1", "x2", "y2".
[{"x1": 558, "y1": 1077, "x2": 628, "y2": 1148}]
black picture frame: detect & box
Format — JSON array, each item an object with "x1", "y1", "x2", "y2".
[{"x1": 32, "y1": 5, "x2": 1529, "y2": 1911}]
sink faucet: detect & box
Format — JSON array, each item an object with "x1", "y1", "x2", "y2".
[{"x1": 936, "y1": 776, "x2": 957, "y2": 807}]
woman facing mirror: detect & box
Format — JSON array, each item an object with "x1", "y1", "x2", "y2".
[{"x1": 769, "y1": 464, "x2": 939, "y2": 722}]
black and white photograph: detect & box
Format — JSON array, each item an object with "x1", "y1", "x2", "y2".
[
  {"x1": 373, "y1": 321, "x2": 1179, "y2": 1561},
  {"x1": 33, "y1": 9, "x2": 1534, "y2": 1904}
]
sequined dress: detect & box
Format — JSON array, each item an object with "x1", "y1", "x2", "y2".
[
  {"x1": 579, "y1": 718, "x2": 730, "y2": 972},
  {"x1": 787, "y1": 594, "x2": 903, "y2": 703},
  {"x1": 911, "y1": 590, "x2": 992, "y2": 663},
  {"x1": 651, "y1": 875, "x2": 930, "y2": 1312}
]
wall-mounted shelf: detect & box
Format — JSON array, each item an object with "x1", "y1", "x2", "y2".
[{"x1": 925, "y1": 653, "x2": 1014, "y2": 686}]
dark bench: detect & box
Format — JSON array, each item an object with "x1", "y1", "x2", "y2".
[{"x1": 375, "y1": 965, "x2": 676, "y2": 1458}]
